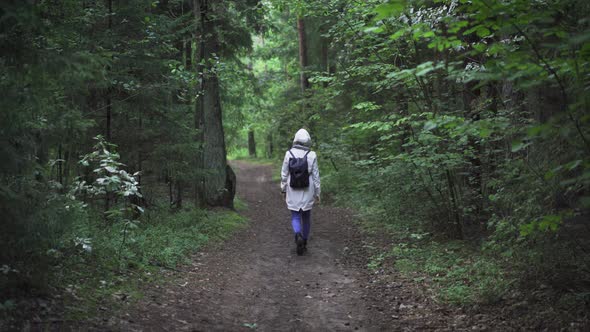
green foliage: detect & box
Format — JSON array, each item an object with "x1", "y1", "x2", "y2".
[
  {"x1": 253, "y1": 0, "x2": 590, "y2": 311},
  {"x1": 375, "y1": 234, "x2": 514, "y2": 305},
  {"x1": 1, "y1": 0, "x2": 263, "y2": 324},
  {"x1": 75, "y1": 136, "x2": 142, "y2": 202}
]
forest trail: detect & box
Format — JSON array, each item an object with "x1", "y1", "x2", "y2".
[
  {"x1": 121, "y1": 160, "x2": 374, "y2": 331},
  {"x1": 117, "y1": 161, "x2": 474, "y2": 331}
]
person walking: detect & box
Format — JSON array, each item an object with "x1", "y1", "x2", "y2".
[{"x1": 281, "y1": 128, "x2": 321, "y2": 255}]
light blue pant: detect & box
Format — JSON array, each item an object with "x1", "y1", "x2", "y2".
[{"x1": 291, "y1": 209, "x2": 311, "y2": 240}]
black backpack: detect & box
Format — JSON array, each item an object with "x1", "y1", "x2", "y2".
[{"x1": 288, "y1": 149, "x2": 310, "y2": 189}]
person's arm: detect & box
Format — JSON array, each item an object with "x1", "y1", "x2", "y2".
[
  {"x1": 312, "y1": 154, "x2": 321, "y2": 200},
  {"x1": 280, "y1": 152, "x2": 289, "y2": 193}
]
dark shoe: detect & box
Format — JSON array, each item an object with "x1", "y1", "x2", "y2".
[
  {"x1": 303, "y1": 239, "x2": 308, "y2": 252},
  {"x1": 296, "y1": 233, "x2": 304, "y2": 256}
]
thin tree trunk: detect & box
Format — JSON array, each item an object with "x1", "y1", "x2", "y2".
[
  {"x1": 297, "y1": 17, "x2": 309, "y2": 92},
  {"x1": 105, "y1": 98, "x2": 111, "y2": 214},
  {"x1": 169, "y1": 174, "x2": 174, "y2": 206},
  {"x1": 176, "y1": 180, "x2": 183, "y2": 208},
  {"x1": 106, "y1": 0, "x2": 113, "y2": 142},
  {"x1": 182, "y1": 36, "x2": 190, "y2": 210},
  {"x1": 185, "y1": 39, "x2": 192, "y2": 69},
  {"x1": 267, "y1": 131, "x2": 273, "y2": 158},
  {"x1": 57, "y1": 144, "x2": 63, "y2": 186},
  {"x1": 320, "y1": 27, "x2": 329, "y2": 87},
  {"x1": 248, "y1": 130, "x2": 256, "y2": 158},
  {"x1": 446, "y1": 169, "x2": 463, "y2": 239},
  {"x1": 137, "y1": 106, "x2": 143, "y2": 187},
  {"x1": 106, "y1": 99, "x2": 112, "y2": 141},
  {"x1": 107, "y1": 0, "x2": 112, "y2": 29},
  {"x1": 63, "y1": 149, "x2": 70, "y2": 188}
]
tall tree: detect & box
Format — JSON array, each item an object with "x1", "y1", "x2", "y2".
[{"x1": 194, "y1": 0, "x2": 235, "y2": 207}]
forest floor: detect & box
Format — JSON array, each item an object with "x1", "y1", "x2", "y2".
[{"x1": 93, "y1": 161, "x2": 574, "y2": 331}]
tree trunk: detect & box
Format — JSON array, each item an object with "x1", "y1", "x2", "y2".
[
  {"x1": 181, "y1": 37, "x2": 189, "y2": 210},
  {"x1": 168, "y1": 174, "x2": 174, "y2": 206},
  {"x1": 185, "y1": 39, "x2": 192, "y2": 69},
  {"x1": 266, "y1": 131, "x2": 273, "y2": 158},
  {"x1": 63, "y1": 148, "x2": 70, "y2": 188},
  {"x1": 194, "y1": 11, "x2": 205, "y2": 207},
  {"x1": 176, "y1": 180, "x2": 183, "y2": 208},
  {"x1": 107, "y1": 0, "x2": 112, "y2": 29},
  {"x1": 462, "y1": 65, "x2": 483, "y2": 223},
  {"x1": 57, "y1": 144, "x2": 63, "y2": 186},
  {"x1": 137, "y1": 106, "x2": 143, "y2": 189},
  {"x1": 446, "y1": 169, "x2": 463, "y2": 239},
  {"x1": 106, "y1": 98, "x2": 112, "y2": 141},
  {"x1": 105, "y1": 100, "x2": 112, "y2": 216},
  {"x1": 297, "y1": 17, "x2": 309, "y2": 92},
  {"x1": 106, "y1": 0, "x2": 113, "y2": 142},
  {"x1": 194, "y1": 0, "x2": 235, "y2": 208},
  {"x1": 320, "y1": 25, "x2": 329, "y2": 87},
  {"x1": 248, "y1": 129, "x2": 256, "y2": 158}
]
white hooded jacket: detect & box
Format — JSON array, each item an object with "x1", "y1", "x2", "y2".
[{"x1": 281, "y1": 129, "x2": 321, "y2": 211}]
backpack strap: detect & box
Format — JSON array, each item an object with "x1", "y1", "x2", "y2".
[{"x1": 289, "y1": 149, "x2": 310, "y2": 159}]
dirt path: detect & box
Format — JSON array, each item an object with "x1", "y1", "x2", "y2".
[
  {"x1": 116, "y1": 161, "x2": 504, "y2": 331},
  {"x1": 119, "y1": 161, "x2": 376, "y2": 331}
]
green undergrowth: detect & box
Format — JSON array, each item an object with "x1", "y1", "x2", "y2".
[
  {"x1": 323, "y1": 167, "x2": 514, "y2": 306},
  {"x1": 323, "y1": 162, "x2": 589, "y2": 321},
  {"x1": 361, "y1": 217, "x2": 513, "y2": 305},
  {"x1": 62, "y1": 206, "x2": 246, "y2": 320},
  {"x1": 1, "y1": 205, "x2": 246, "y2": 324}
]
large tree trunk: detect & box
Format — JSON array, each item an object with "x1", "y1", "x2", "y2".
[
  {"x1": 297, "y1": 17, "x2": 309, "y2": 93},
  {"x1": 194, "y1": 0, "x2": 235, "y2": 208}
]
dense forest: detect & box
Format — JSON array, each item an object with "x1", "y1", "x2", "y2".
[{"x1": 1, "y1": 0, "x2": 589, "y2": 329}]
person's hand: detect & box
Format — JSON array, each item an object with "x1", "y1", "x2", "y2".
[
  {"x1": 315, "y1": 195, "x2": 320, "y2": 204},
  {"x1": 281, "y1": 192, "x2": 286, "y2": 199}
]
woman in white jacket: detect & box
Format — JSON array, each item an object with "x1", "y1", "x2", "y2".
[{"x1": 281, "y1": 129, "x2": 321, "y2": 255}]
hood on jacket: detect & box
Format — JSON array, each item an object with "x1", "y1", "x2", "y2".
[{"x1": 293, "y1": 128, "x2": 312, "y2": 147}]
